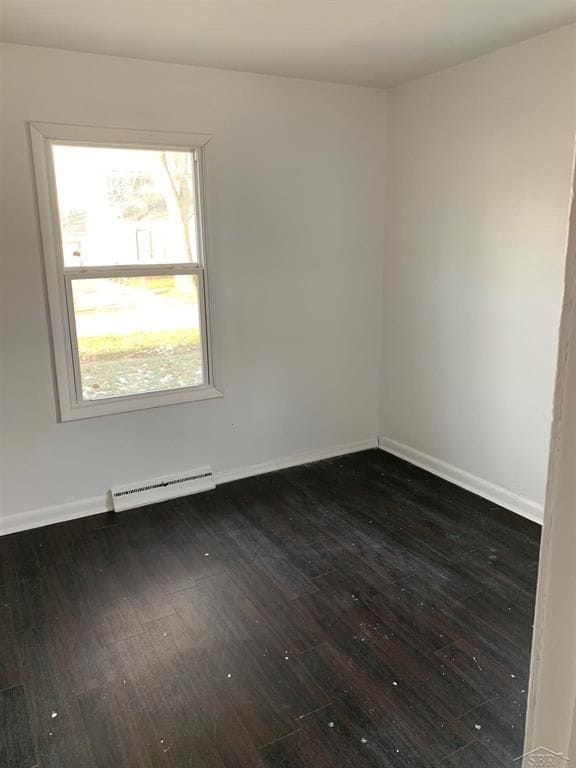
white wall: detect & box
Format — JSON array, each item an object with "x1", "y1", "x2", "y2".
[
  {"x1": 379, "y1": 25, "x2": 576, "y2": 518},
  {"x1": 0, "y1": 45, "x2": 387, "y2": 531}
]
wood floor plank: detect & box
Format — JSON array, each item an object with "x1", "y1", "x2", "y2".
[
  {"x1": 262, "y1": 697, "x2": 432, "y2": 767},
  {"x1": 0, "y1": 685, "x2": 37, "y2": 768},
  {"x1": 297, "y1": 641, "x2": 475, "y2": 761},
  {"x1": 78, "y1": 633, "x2": 195, "y2": 768},
  {"x1": 457, "y1": 690, "x2": 527, "y2": 760},
  {"x1": 441, "y1": 739, "x2": 515, "y2": 767},
  {"x1": 0, "y1": 588, "x2": 21, "y2": 692},
  {"x1": 144, "y1": 611, "x2": 266, "y2": 766},
  {"x1": 18, "y1": 624, "x2": 96, "y2": 768},
  {"x1": 435, "y1": 638, "x2": 529, "y2": 699}
]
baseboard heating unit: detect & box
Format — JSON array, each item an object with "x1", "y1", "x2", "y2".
[{"x1": 110, "y1": 467, "x2": 215, "y2": 512}]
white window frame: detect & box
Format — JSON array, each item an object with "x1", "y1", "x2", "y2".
[{"x1": 30, "y1": 122, "x2": 221, "y2": 421}]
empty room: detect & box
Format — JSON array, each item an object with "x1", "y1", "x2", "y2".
[{"x1": 1, "y1": 2, "x2": 576, "y2": 766}]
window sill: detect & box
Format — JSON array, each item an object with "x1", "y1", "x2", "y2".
[{"x1": 59, "y1": 385, "x2": 223, "y2": 421}]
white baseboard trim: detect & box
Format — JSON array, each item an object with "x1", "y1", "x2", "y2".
[
  {"x1": 0, "y1": 494, "x2": 111, "y2": 537},
  {"x1": 215, "y1": 438, "x2": 378, "y2": 486},
  {"x1": 378, "y1": 436, "x2": 544, "y2": 525},
  {"x1": 0, "y1": 438, "x2": 378, "y2": 536}
]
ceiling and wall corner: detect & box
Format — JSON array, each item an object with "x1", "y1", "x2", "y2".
[{"x1": 1, "y1": 0, "x2": 575, "y2": 88}]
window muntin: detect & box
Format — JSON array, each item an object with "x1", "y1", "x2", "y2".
[{"x1": 31, "y1": 124, "x2": 218, "y2": 420}]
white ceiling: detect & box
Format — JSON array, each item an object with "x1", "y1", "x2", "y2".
[{"x1": 1, "y1": 0, "x2": 575, "y2": 88}]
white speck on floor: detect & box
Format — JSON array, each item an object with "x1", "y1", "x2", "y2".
[
  {"x1": 360, "y1": 737, "x2": 368, "y2": 744},
  {"x1": 51, "y1": 712, "x2": 58, "y2": 719},
  {"x1": 227, "y1": 673, "x2": 232, "y2": 678},
  {"x1": 475, "y1": 724, "x2": 482, "y2": 730},
  {"x1": 392, "y1": 681, "x2": 398, "y2": 686},
  {"x1": 511, "y1": 674, "x2": 516, "y2": 678},
  {"x1": 204, "y1": 553, "x2": 210, "y2": 557},
  {"x1": 285, "y1": 656, "x2": 289, "y2": 661},
  {"x1": 163, "y1": 632, "x2": 167, "y2": 637},
  {"x1": 328, "y1": 722, "x2": 334, "y2": 728}
]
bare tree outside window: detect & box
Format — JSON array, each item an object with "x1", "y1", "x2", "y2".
[{"x1": 160, "y1": 151, "x2": 196, "y2": 262}]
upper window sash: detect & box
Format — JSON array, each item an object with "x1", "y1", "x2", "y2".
[{"x1": 51, "y1": 143, "x2": 203, "y2": 269}]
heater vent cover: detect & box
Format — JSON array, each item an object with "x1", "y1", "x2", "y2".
[{"x1": 110, "y1": 467, "x2": 215, "y2": 512}]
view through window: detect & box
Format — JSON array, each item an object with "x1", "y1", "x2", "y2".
[{"x1": 51, "y1": 144, "x2": 209, "y2": 403}]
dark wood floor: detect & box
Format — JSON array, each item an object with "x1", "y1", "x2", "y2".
[{"x1": 0, "y1": 449, "x2": 540, "y2": 767}]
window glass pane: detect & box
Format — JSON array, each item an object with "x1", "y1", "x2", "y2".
[
  {"x1": 52, "y1": 145, "x2": 199, "y2": 266},
  {"x1": 71, "y1": 275, "x2": 204, "y2": 400}
]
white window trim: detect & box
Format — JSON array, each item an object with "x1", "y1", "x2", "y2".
[{"x1": 30, "y1": 122, "x2": 222, "y2": 421}]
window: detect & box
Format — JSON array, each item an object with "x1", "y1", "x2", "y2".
[{"x1": 31, "y1": 123, "x2": 220, "y2": 420}]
